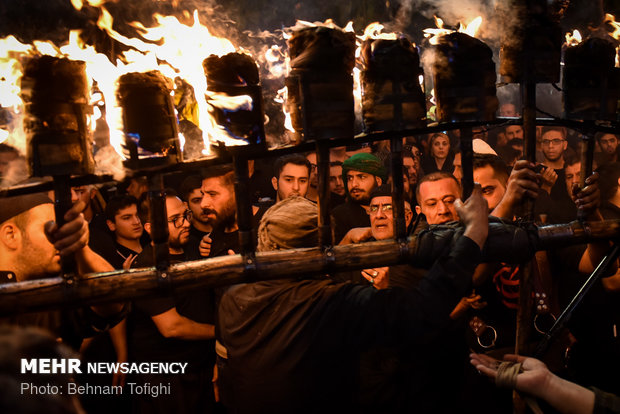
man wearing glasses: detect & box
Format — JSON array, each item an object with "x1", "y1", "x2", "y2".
[
  {"x1": 129, "y1": 190, "x2": 217, "y2": 414},
  {"x1": 540, "y1": 126, "x2": 568, "y2": 171}
]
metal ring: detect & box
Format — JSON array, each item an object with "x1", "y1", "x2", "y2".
[
  {"x1": 534, "y1": 312, "x2": 557, "y2": 335},
  {"x1": 476, "y1": 325, "x2": 498, "y2": 349}
]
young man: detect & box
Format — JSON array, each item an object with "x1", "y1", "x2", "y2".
[
  {"x1": 129, "y1": 191, "x2": 217, "y2": 414},
  {"x1": 331, "y1": 153, "x2": 386, "y2": 243},
  {"x1": 181, "y1": 175, "x2": 212, "y2": 260},
  {"x1": 271, "y1": 154, "x2": 311, "y2": 202},
  {"x1": 305, "y1": 152, "x2": 318, "y2": 202},
  {"x1": 540, "y1": 126, "x2": 568, "y2": 170},
  {"x1": 102, "y1": 195, "x2": 143, "y2": 269},
  {"x1": 596, "y1": 133, "x2": 619, "y2": 165}
]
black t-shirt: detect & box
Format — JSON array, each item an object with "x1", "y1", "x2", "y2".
[
  {"x1": 208, "y1": 227, "x2": 239, "y2": 257},
  {"x1": 185, "y1": 225, "x2": 210, "y2": 261},
  {"x1": 127, "y1": 246, "x2": 216, "y2": 369}
]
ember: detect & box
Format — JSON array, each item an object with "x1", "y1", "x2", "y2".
[{"x1": 21, "y1": 55, "x2": 94, "y2": 177}]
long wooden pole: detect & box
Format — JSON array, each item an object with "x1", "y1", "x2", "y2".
[{"x1": 2, "y1": 219, "x2": 620, "y2": 316}]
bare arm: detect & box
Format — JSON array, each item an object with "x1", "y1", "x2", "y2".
[
  {"x1": 471, "y1": 353, "x2": 595, "y2": 414},
  {"x1": 151, "y1": 307, "x2": 216, "y2": 340}
]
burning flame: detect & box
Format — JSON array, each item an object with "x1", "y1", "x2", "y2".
[
  {"x1": 1, "y1": 3, "x2": 248, "y2": 167},
  {"x1": 423, "y1": 15, "x2": 483, "y2": 45},
  {"x1": 565, "y1": 30, "x2": 583, "y2": 47},
  {"x1": 604, "y1": 14, "x2": 620, "y2": 67}
]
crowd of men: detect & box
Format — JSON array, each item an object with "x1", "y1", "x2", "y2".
[{"x1": 1, "y1": 121, "x2": 620, "y2": 414}]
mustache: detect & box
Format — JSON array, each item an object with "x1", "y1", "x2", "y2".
[{"x1": 202, "y1": 208, "x2": 217, "y2": 216}]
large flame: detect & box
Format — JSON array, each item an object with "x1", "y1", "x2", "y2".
[
  {"x1": 604, "y1": 14, "x2": 620, "y2": 67},
  {"x1": 423, "y1": 15, "x2": 483, "y2": 45},
  {"x1": 0, "y1": 5, "x2": 245, "y2": 168},
  {"x1": 564, "y1": 29, "x2": 583, "y2": 47}
]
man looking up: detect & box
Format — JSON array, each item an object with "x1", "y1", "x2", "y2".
[{"x1": 332, "y1": 153, "x2": 386, "y2": 243}]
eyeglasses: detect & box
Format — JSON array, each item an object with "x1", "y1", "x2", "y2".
[
  {"x1": 168, "y1": 210, "x2": 193, "y2": 228},
  {"x1": 369, "y1": 204, "x2": 393, "y2": 215},
  {"x1": 541, "y1": 139, "x2": 564, "y2": 147}
]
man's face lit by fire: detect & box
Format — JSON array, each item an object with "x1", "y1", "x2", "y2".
[
  {"x1": 71, "y1": 186, "x2": 94, "y2": 207},
  {"x1": 200, "y1": 176, "x2": 236, "y2": 229},
  {"x1": 403, "y1": 156, "x2": 418, "y2": 187},
  {"x1": 187, "y1": 187, "x2": 210, "y2": 228},
  {"x1": 599, "y1": 134, "x2": 619, "y2": 156},
  {"x1": 329, "y1": 164, "x2": 345, "y2": 196},
  {"x1": 565, "y1": 162, "x2": 581, "y2": 202},
  {"x1": 107, "y1": 204, "x2": 143, "y2": 242},
  {"x1": 474, "y1": 165, "x2": 506, "y2": 212},
  {"x1": 505, "y1": 125, "x2": 523, "y2": 141},
  {"x1": 166, "y1": 196, "x2": 190, "y2": 250},
  {"x1": 541, "y1": 130, "x2": 567, "y2": 163},
  {"x1": 452, "y1": 153, "x2": 462, "y2": 184},
  {"x1": 369, "y1": 196, "x2": 413, "y2": 241},
  {"x1": 415, "y1": 178, "x2": 460, "y2": 225},
  {"x1": 346, "y1": 170, "x2": 382, "y2": 205},
  {"x1": 272, "y1": 163, "x2": 309, "y2": 201},
  {"x1": 13, "y1": 204, "x2": 61, "y2": 280}
]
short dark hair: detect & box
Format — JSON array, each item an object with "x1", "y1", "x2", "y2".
[
  {"x1": 596, "y1": 132, "x2": 619, "y2": 143},
  {"x1": 540, "y1": 126, "x2": 567, "y2": 140},
  {"x1": 105, "y1": 195, "x2": 139, "y2": 222},
  {"x1": 202, "y1": 164, "x2": 234, "y2": 189},
  {"x1": 473, "y1": 154, "x2": 510, "y2": 186},
  {"x1": 416, "y1": 171, "x2": 460, "y2": 200},
  {"x1": 273, "y1": 154, "x2": 311, "y2": 179},
  {"x1": 138, "y1": 189, "x2": 179, "y2": 224},
  {"x1": 179, "y1": 175, "x2": 203, "y2": 202}
]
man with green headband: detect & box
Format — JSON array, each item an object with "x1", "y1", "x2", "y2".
[{"x1": 331, "y1": 153, "x2": 386, "y2": 244}]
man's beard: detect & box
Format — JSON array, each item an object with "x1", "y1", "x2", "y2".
[{"x1": 207, "y1": 200, "x2": 237, "y2": 230}]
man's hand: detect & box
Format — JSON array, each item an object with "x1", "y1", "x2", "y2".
[
  {"x1": 492, "y1": 161, "x2": 539, "y2": 219},
  {"x1": 43, "y1": 201, "x2": 88, "y2": 257},
  {"x1": 573, "y1": 172, "x2": 600, "y2": 217},
  {"x1": 361, "y1": 267, "x2": 389, "y2": 289},
  {"x1": 199, "y1": 234, "x2": 212, "y2": 257},
  {"x1": 122, "y1": 254, "x2": 137, "y2": 270},
  {"x1": 539, "y1": 166, "x2": 558, "y2": 194},
  {"x1": 338, "y1": 227, "x2": 372, "y2": 245},
  {"x1": 454, "y1": 184, "x2": 489, "y2": 250}
]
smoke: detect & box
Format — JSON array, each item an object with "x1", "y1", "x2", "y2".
[{"x1": 393, "y1": 0, "x2": 497, "y2": 32}]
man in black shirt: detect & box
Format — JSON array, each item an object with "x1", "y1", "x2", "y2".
[
  {"x1": 129, "y1": 191, "x2": 217, "y2": 413},
  {"x1": 331, "y1": 153, "x2": 386, "y2": 243},
  {"x1": 200, "y1": 165, "x2": 239, "y2": 257},
  {"x1": 180, "y1": 175, "x2": 212, "y2": 260},
  {"x1": 90, "y1": 195, "x2": 143, "y2": 270}
]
